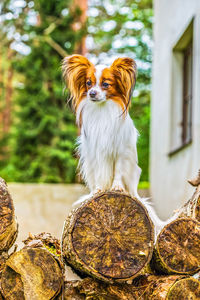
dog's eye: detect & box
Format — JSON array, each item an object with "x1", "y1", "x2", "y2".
[
  {"x1": 102, "y1": 82, "x2": 109, "y2": 88},
  {"x1": 86, "y1": 80, "x2": 92, "y2": 87}
]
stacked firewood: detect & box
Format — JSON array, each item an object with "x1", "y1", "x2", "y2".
[{"x1": 0, "y1": 173, "x2": 200, "y2": 299}]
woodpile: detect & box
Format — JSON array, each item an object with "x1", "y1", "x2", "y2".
[{"x1": 0, "y1": 173, "x2": 200, "y2": 299}]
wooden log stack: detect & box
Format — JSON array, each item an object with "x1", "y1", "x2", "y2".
[{"x1": 0, "y1": 173, "x2": 200, "y2": 299}]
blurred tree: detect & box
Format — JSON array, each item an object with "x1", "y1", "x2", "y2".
[
  {"x1": 0, "y1": 0, "x2": 85, "y2": 182},
  {"x1": 0, "y1": 0, "x2": 152, "y2": 183},
  {"x1": 0, "y1": 27, "x2": 14, "y2": 165},
  {"x1": 87, "y1": 0, "x2": 152, "y2": 181}
]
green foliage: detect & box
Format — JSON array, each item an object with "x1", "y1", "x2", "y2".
[
  {"x1": 0, "y1": 0, "x2": 83, "y2": 182},
  {"x1": 88, "y1": 0, "x2": 152, "y2": 181},
  {"x1": 0, "y1": 0, "x2": 152, "y2": 183}
]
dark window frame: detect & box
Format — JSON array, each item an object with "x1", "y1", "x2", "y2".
[
  {"x1": 169, "y1": 24, "x2": 193, "y2": 157},
  {"x1": 182, "y1": 41, "x2": 193, "y2": 145}
]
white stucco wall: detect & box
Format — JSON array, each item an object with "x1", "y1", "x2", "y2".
[{"x1": 151, "y1": 0, "x2": 200, "y2": 220}]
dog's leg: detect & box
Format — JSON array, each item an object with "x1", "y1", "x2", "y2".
[
  {"x1": 111, "y1": 157, "x2": 126, "y2": 192},
  {"x1": 123, "y1": 157, "x2": 141, "y2": 199},
  {"x1": 94, "y1": 158, "x2": 114, "y2": 192},
  {"x1": 130, "y1": 163, "x2": 141, "y2": 199}
]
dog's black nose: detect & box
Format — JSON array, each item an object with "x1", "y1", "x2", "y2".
[{"x1": 89, "y1": 90, "x2": 97, "y2": 98}]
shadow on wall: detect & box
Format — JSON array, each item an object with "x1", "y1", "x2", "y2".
[{"x1": 8, "y1": 183, "x2": 150, "y2": 248}]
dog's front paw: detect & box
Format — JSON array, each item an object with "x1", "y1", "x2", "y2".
[
  {"x1": 92, "y1": 188, "x2": 104, "y2": 195},
  {"x1": 111, "y1": 185, "x2": 126, "y2": 193}
]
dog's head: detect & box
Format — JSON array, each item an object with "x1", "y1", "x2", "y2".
[{"x1": 62, "y1": 55, "x2": 137, "y2": 112}]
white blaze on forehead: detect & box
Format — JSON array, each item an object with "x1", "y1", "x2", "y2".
[
  {"x1": 95, "y1": 64, "x2": 107, "y2": 85},
  {"x1": 87, "y1": 64, "x2": 107, "y2": 101}
]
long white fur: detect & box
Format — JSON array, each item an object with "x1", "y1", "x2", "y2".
[
  {"x1": 74, "y1": 63, "x2": 167, "y2": 236},
  {"x1": 77, "y1": 98, "x2": 141, "y2": 195}
]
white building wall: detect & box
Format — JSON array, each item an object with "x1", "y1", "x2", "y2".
[{"x1": 151, "y1": 0, "x2": 200, "y2": 220}]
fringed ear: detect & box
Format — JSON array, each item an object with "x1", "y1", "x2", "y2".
[
  {"x1": 62, "y1": 55, "x2": 93, "y2": 110},
  {"x1": 111, "y1": 57, "x2": 137, "y2": 110}
]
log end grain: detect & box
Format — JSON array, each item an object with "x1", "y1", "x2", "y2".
[
  {"x1": 167, "y1": 277, "x2": 200, "y2": 299},
  {"x1": 1, "y1": 247, "x2": 63, "y2": 300},
  {"x1": 153, "y1": 218, "x2": 200, "y2": 275},
  {"x1": 62, "y1": 191, "x2": 154, "y2": 283}
]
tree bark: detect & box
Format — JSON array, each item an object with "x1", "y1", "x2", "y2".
[
  {"x1": 0, "y1": 177, "x2": 18, "y2": 252},
  {"x1": 62, "y1": 191, "x2": 154, "y2": 283},
  {"x1": 1, "y1": 246, "x2": 63, "y2": 300},
  {"x1": 179, "y1": 170, "x2": 200, "y2": 221},
  {"x1": 152, "y1": 217, "x2": 200, "y2": 275}
]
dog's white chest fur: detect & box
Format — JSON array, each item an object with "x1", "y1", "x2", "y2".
[{"x1": 77, "y1": 99, "x2": 140, "y2": 196}]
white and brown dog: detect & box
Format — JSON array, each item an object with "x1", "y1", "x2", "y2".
[{"x1": 62, "y1": 55, "x2": 164, "y2": 233}]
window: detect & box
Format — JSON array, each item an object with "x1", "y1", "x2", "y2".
[{"x1": 169, "y1": 20, "x2": 193, "y2": 155}]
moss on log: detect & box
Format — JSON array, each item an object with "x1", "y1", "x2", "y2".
[
  {"x1": 62, "y1": 191, "x2": 154, "y2": 283},
  {"x1": 23, "y1": 232, "x2": 61, "y2": 257},
  {"x1": 0, "y1": 178, "x2": 18, "y2": 252},
  {"x1": 152, "y1": 218, "x2": 200, "y2": 275},
  {"x1": 1, "y1": 247, "x2": 63, "y2": 300}
]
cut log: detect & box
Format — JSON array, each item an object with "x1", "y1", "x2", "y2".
[
  {"x1": 57, "y1": 275, "x2": 200, "y2": 299},
  {"x1": 133, "y1": 275, "x2": 182, "y2": 299},
  {"x1": 166, "y1": 277, "x2": 200, "y2": 299},
  {"x1": 62, "y1": 191, "x2": 154, "y2": 283},
  {"x1": 60, "y1": 278, "x2": 142, "y2": 299},
  {"x1": 0, "y1": 177, "x2": 18, "y2": 252},
  {"x1": 133, "y1": 275, "x2": 200, "y2": 299},
  {"x1": 78, "y1": 277, "x2": 141, "y2": 299},
  {"x1": 1, "y1": 247, "x2": 63, "y2": 300},
  {"x1": 152, "y1": 217, "x2": 200, "y2": 275}
]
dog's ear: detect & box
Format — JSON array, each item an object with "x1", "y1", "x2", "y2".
[
  {"x1": 62, "y1": 55, "x2": 93, "y2": 109},
  {"x1": 111, "y1": 57, "x2": 137, "y2": 108}
]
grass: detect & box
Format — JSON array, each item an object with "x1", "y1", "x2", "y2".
[{"x1": 138, "y1": 181, "x2": 150, "y2": 189}]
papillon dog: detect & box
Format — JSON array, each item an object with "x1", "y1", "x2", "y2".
[{"x1": 62, "y1": 55, "x2": 166, "y2": 235}]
